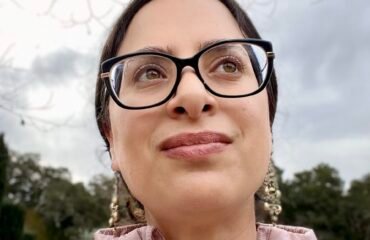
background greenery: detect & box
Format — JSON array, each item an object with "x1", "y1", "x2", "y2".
[{"x1": 0, "y1": 133, "x2": 369, "y2": 240}]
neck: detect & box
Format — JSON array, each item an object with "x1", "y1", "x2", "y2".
[{"x1": 146, "y1": 198, "x2": 257, "y2": 240}]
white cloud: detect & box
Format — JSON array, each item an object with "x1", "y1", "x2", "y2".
[
  {"x1": 274, "y1": 136, "x2": 370, "y2": 188},
  {"x1": 251, "y1": 0, "x2": 370, "y2": 184}
]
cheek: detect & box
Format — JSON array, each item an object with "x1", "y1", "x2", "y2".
[
  {"x1": 243, "y1": 93, "x2": 271, "y2": 156},
  {"x1": 233, "y1": 91, "x2": 271, "y2": 136},
  {"x1": 109, "y1": 104, "x2": 161, "y2": 198},
  {"x1": 226, "y1": 92, "x2": 272, "y2": 185}
]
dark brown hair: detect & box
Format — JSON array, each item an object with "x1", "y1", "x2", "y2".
[{"x1": 95, "y1": 0, "x2": 278, "y2": 223}]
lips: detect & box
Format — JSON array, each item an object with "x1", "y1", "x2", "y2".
[{"x1": 159, "y1": 131, "x2": 232, "y2": 160}]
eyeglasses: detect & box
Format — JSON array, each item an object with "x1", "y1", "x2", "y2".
[{"x1": 100, "y1": 39, "x2": 275, "y2": 109}]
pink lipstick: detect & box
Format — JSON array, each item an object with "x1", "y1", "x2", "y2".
[{"x1": 160, "y1": 132, "x2": 232, "y2": 160}]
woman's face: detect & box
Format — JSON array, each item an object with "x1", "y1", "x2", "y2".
[{"x1": 107, "y1": 0, "x2": 271, "y2": 221}]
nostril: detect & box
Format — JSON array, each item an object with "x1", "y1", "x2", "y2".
[
  {"x1": 174, "y1": 106, "x2": 186, "y2": 114},
  {"x1": 202, "y1": 104, "x2": 211, "y2": 112}
]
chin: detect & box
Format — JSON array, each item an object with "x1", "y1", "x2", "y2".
[{"x1": 166, "y1": 172, "x2": 247, "y2": 213}]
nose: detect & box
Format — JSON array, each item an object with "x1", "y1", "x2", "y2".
[{"x1": 166, "y1": 69, "x2": 219, "y2": 120}]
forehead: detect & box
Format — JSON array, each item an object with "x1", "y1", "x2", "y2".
[{"x1": 118, "y1": 0, "x2": 245, "y2": 57}]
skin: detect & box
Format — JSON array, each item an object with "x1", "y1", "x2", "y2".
[{"x1": 106, "y1": 0, "x2": 272, "y2": 239}]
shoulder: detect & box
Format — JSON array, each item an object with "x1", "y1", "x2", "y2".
[{"x1": 256, "y1": 223, "x2": 318, "y2": 240}]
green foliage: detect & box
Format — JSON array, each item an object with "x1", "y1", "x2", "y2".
[
  {"x1": 22, "y1": 234, "x2": 36, "y2": 240},
  {"x1": 88, "y1": 174, "x2": 130, "y2": 223},
  {"x1": 1, "y1": 138, "x2": 132, "y2": 239},
  {"x1": 23, "y1": 209, "x2": 49, "y2": 240},
  {"x1": 280, "y1": 163, "x2": 370, "y2": 240},
  {"x1": 342, "y1": 174, "x2": 370, "y2": 240},
  {"x1": 5, "y1": 153, "x2": 70, "y2": 208},
  {"x1": 87, "y1": 174, "x2": 115, "y2": 225},
  {"x1": 0, "y1": 133, "x2": 10, "y2": 207},
  {"x1": 6, "y1": 153, "x2": 42, "y2": 207},
  {"x1": 2, "y1": 154, "x2": 114, "y2": 239},
  {"x1": 0, "y1": 203, "x2": 25, "y2": 240},
  {"x1": 281, "y1": 164, "x2": 345, "y2": 239},
  {"x1": 36, "y1": 178, "x2": 109, "y2": 239}
]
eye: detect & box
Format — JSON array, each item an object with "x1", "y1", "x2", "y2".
[
  {"x1": 220, "y1": 62, "x2": 237, "y2": 73},
  {"x1": 135, "y1": 64, "x2": 167, "y2": 82},
  {"x1": 212, "y1": 56, "x2": 243, "y2": 74},
  {"x1": 145, "y1": 69, "x2": 162, "y2": 79}
]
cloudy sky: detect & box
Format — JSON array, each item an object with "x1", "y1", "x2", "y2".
[{"x1": 0, "y1": 0, "x2": 369, "y2": 187}]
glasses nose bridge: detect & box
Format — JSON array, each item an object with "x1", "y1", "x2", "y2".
[
  {"x1": 177, "y1": 56, "x2": 199, "y2": 74},
  {"x1": 177, "y1": 54, "x2": 204, "y2": 83},
  {"x1": 171, "y1": 55, "x2": 207, "y2": 96}
]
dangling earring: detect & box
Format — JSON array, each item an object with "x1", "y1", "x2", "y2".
[
  {"x1": 260, "y1": 161, "x2": 282, "y2": 224},
  {"x1": 109, "y1": 171, "x2": 121, "y2": 230}
]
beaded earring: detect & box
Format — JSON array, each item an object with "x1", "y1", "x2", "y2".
[
  {"x1": 109, "y1": 171, "x2": 121, "y2": 229},
  {"x1": 257, "y1": 161, "x2": 282, "y2": 224}
]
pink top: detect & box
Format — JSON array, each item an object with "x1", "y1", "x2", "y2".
[{"x1": 94, "y1": 223, "x2": 317, "y2": 240}]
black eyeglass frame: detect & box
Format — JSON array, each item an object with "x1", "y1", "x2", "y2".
[{"x1": 100, "y1": 38, "x2": 275, "y2": 110}]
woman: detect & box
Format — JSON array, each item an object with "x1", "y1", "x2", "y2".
[{"x1": 94, "y1": 0, "x2": 317, "y2": 239}]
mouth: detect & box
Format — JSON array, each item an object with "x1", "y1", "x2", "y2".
[{"x1": 159, "y1": 131, "x2": 232, "y2": 160}]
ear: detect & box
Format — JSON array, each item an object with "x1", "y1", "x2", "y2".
[
  {"x1": 103, "y1": 122, "x2": 119, "y2": 171},
  {"x1": 110, "y1": 147, "x2": 120, "y2": 171},
  {"x1": 108, "y1": 141, "x2": 120, "y2": 172}
]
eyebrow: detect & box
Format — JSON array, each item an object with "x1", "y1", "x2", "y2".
[
  {"x1": 135, "y1": 46, "x2": 174, "y2": 55},
  {"x1": 133, "y1": 39, "x2": 227, "y2": 56},
  {"x1": 199, "y1": 39, "x2": 226, "y2": 51}
]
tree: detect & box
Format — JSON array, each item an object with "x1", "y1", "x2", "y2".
[
  {"x1": 0, "y1": 133, "x2": 29, "y2": 239},
  {"x1": 3, "y1": 146, "x2": 127, "y2": 239},
  {"x1": 0, "y1": 133, "x2": 10, "y2": 207},
  {"x1": 0, "y1": 203, "x2": 25, "y2": 240},
  {"x1": 280, "y1": 163, "x2": 345, "y2": 240},
  {"x1": 342, "y1": 174, "x2": 370, "y2": 240},
  {"x1": 36, "y1": 178, "x2": 95, "y2": 239},
  {"x1": 88, "y1": 174, "x2": 114, "y2": 226},
  {"x1": 6, "y1": 153, "x2": 46, "y2": 207},
  {"x1": 88, "y1": 174, "x2": 132, "y2": 225}
]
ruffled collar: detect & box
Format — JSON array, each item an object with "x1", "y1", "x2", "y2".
[{"x1": 94, "y1": 222, "x2": 317, "y2": 240}]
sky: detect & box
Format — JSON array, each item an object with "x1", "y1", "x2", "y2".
[{"x1": 0, "y1": 0, "x2": 369, "y2": 187}]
